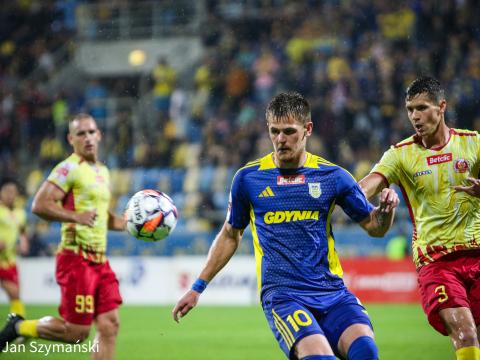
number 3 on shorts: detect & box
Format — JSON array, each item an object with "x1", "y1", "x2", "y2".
[
  {"x1": 75, "y1": 295, "x2": 95, "y2": 313},
  {"x1": 434, "y1": 285, "x2": 448, "y2": 303}
]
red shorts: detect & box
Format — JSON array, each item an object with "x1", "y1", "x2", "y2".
[
  {"x1": 0, "y1": 264, "x2": 18, "y2": 285},
  {"x1": 55, "y1": 250, "x2": 123, "y2": 325},
  {"x1": 417, "y1": 250, "x2": 480, "y2": 335}
]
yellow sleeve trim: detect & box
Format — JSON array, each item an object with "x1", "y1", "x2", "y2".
[{"x1": 258, "y1": 153, "x2": 276, "y2": 170}]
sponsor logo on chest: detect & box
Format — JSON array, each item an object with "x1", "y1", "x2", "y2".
[
  {"x1": 277, "y1": 175, "x2": 305, "y2": 185},
  {"x1": 413, "y1": 170, "x2": 432, "y2": 178},
  {"x1": 426, "y1": 153, "x2": 452, "y2": 165},
  {"x1": 264, "y1": 210, "x2": 319, "y2": 224}
]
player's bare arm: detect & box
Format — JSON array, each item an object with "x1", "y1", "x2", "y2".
[
  {"x1": 172, "y1": 222, "x2": 243, "y2": 322},
  {"x1": 359, "y1": 173, "x2": 388, "y2": 200},
  {"x1": 108, "y1": 210, "x2": 127, "y2": 231},
  {"x1": 18, "y1": 226, "x2": 29, "y2": 255},
  {"x1": 453, "y1": 177, "x2": 480, "y2": 198},
  {"x1": 32, "y1": 181, "x2": 97, "y2": 226},
  {"x1": 359, "y1": 188, "x2": 399, "y2": 237}
]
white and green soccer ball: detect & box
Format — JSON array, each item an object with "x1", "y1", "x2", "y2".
[{"x1": 125, "y1": 190, "x2": 178, "y2": 242}]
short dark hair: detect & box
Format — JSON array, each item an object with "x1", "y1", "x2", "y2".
[
  {"x1": 266, "y1": 92, "x2": 311, "y2": 125},
  {"x1": 405, "y1": 76, "x2": 445, "y2": 102},
  {"x1": 0, "y1": 177, "x2": 18, "y2": 190}
]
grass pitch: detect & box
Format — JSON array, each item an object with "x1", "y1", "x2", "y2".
[{"x1": 0, "y1": 304, "x2": 454, "y2": 359}]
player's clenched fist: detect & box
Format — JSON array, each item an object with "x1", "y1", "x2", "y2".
[
  {"x1": 378, "y1": 188, "x2": 399, "y2": 213},
  {"x1": 172, "y1": 290, "x2": 200, "y2": 323},
  {"x1": 75, "y1": 209, "x2": 97, "y2": 227}
]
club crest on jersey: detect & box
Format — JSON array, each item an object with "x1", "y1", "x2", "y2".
[
  {"x1": 308, "y1": 183, "x2": 321, "y2": 198},
  {"x1": 454, "y1": 158, "x2": 470, "y2": 173}
]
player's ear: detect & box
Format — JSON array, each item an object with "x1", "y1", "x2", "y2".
[
  {"x1": 305, "y1": 122, "x2": 313, "y2": 137},
  {"x1": 438, "y1": 99, "x2": 447, "y2": 115}
]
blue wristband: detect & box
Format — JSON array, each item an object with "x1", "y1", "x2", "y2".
[{"x1": 191, "y1": 278, "x2": 208, "y2": 293}]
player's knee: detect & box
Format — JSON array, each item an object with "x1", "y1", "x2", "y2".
[
  {"x1": 96, "y1": 315, "x2": 120, "y2": 337},
  {"x1": 451, "y1": 324, "x2": 478, "y2": 348},
  {"x1": 65, "y1": 327, "x2": 91, "y2": 343},
  {"x1": 347, "y1": 336, "x2": 378, "y2": 360}
]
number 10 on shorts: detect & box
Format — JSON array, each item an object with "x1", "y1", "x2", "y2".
[
  {"x1": 286, "y1": 310, "x2": 313, "y2": 331},
  {"x1": 75, "y1": 295, "x2": 94, "y2": 313}
]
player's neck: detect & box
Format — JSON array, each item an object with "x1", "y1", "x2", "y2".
[
  {"x1": 0, "y1": 200, "x2": 13, "y2": 210},
  {"x1": 76, "y1": 152, "x2": 97, "y2": 164},
  {"x1": 421, "y1": 123, "x2": 450, "y2": 149},
  {"x1": 273, "y1": 152, "x2": 307, "y2": 169}
]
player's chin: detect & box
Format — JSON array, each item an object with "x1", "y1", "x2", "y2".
[
  {"x1": 276, "y1": 153, "x2": 290, "y2": 162},
  {"x1": 276, "y1": 149, "x2": 291, "y2": 157},
  {"x1": 82, "y1": 149, "x2": 96, "y2": 160}
]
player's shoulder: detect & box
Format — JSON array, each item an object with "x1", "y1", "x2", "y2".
[
  {"x1": 96, "y1": 160, "x2": 110, "y2": 173},
  {"x1": 307, "y1": 153, "x2": 356, "y2": 183},
  {"x1": 14, "y1": 207, "x2": 27, "y2": 220},
  {"x1": 50, "y1": 154, "x2": 81, "y2": 174},
  {"x1": 307, "y1": 153, "x2": 338, "y2": 170},
  {"x1": 450, "y1": 128, "x2": 479, "y2": 138},
  {"x1": 60, "y1": 153, "x2": 83, "y2": 166},
  {"x1": 230, "y1": 156, "x2": 264, "y2": 186},
  {"x1": 391, "y1": 135, "x2": 418, "y2": 149},
  {"x1": 236, "y1": 153, "x2": 274, "y2": 175}
]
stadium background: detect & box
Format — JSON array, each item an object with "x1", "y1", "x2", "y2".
[{"x1": 0, "y1": 0, "x2": 479, "y2": 359}]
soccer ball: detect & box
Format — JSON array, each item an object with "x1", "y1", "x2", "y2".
[{"x1": 124, "y1": 190, "x2": 178, "y2": 242}]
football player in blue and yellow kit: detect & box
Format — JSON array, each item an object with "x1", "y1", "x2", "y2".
[{"x1": 173, "y1": 92, "x2": 399, "y2": 360}]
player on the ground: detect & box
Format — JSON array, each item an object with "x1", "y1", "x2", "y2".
[
  {"x1": 0, "y1": 178, "x2": 28, "y2": 318},
  {"x1": 0, "y1": 114, "x2": 126, "y2": 360},
  {"x1": 359, "y1": 76, "x2": 480, "y2": 360},
  {"x1": 173, "y1": 92, "x2": 399, "y2": 359}
]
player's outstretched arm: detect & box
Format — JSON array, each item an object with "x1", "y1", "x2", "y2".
[
  {"x1": 18, "y1": 225, "x2": 29, "y2": 256},
  {"x1": 172, "y1": 222, "x2": 243, "y2": 322},
  {"x1": 32, "y1": 181, "x2": 97, "y2": 226},
  {"x1": 359, "y1": 173, "x2": 388, "y2": 200},
  {"x1": 108, "y1": 210, "x2": 127, "y2": 231},
  {"x1": 360, "y1": 187, "x2": 399, "y2": 237}
]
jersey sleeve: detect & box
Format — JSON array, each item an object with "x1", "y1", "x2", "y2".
[
  {"x1": 47, "y1": 159, "x2": 77, "y2": 193},
  {"x1": 335, "y1": 168, "x2": 374, "y2": 222},
  {"x1": 370, "y1": 146, "x2": 400, "y2": 185},
  {"x1": 226, "y1": 170, "x2": 251, "y2": 229}
]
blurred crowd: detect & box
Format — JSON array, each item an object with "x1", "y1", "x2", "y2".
[{"x1": 0, "y1": 0, "x2": 479, "y2": 251}]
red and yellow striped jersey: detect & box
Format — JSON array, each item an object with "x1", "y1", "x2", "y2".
[
  {"x1": 0, "y1": 204, "x2": 26, "y2": 267},
  {"x1": 372, "y1": 128, "x2": 480, "y2": 268},
  {"x1": 47, "y1": 153, "x2": 111, "y2": 263}
]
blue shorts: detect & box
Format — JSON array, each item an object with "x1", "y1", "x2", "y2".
[{"x1": 262, "y1": 288, "x2": 373, "y2": 359}]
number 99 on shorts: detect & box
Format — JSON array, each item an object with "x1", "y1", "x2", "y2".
[{"x1": 75, "y1": 295, "x2": 94, "y2": 314}]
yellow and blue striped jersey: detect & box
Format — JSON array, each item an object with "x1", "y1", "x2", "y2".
[
  {"x1": 371, "y1": 128, "x2": 480, "y2": 269},
  {"x1": 227, "y1": 152, "x2": 374, "y2": 299}
]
